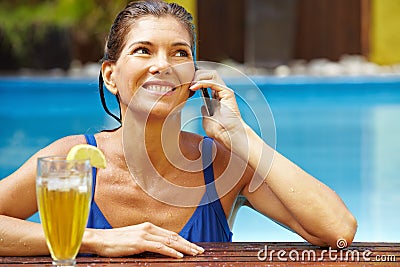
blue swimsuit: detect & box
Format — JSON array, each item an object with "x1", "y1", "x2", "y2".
[{"x1": 84, "y1": 134, "x2": 232, "y2": 242}]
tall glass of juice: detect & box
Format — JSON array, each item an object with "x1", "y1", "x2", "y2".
[{"x1": 36, "y1": 156, "x2": 92, "y2": 266}]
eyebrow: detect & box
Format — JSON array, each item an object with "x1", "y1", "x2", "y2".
[
  {"x1": 171, "y1": 42, "x2": 191, "y2": 48},
  {"x1": 127, "y1": 41, "x2": 191, "y2": 50},
  {"x1": 127, "y1": 41, "x2": 152, "y2": 49}
]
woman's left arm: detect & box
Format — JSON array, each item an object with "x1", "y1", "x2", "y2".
[
  {"x1": 190, "y1": 70, "x2": 357, "y2": 248},
  {"x1": 239, "y1": 125, "x2": 357, "y2": 248}
]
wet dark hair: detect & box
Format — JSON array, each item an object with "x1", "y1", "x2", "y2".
[{"x1": 99, "y1": 0, "x2": 197, "y2": 124}]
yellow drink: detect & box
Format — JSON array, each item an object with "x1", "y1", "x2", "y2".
[
  {"x1": 37, "y1": 180, "x2": 91, "y2": 260},
  {"x1": 36, "y1": 157, "x2": 92, "y2": 266}
]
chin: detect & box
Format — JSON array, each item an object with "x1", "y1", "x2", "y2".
[{"x1": 127, "y1": 103, "x2": 182, "y2": 121}]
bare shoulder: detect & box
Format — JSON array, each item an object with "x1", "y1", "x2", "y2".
[
  {"x1": 203, "y1": 137, "x2": 251, "y2": 217},
  {"x1": 179, "y1": 131, "x2": 204, "y2": 160},
  {"x1": 0, "y1": 134, "x2": 88, "y2": 218},
  {"x1": 91, "y1": 130, "x2": 122, "y2": 156},
  {"x1": 179, "y1": 132, "x2": 248, "y2": 174},
  {"x1": 213, "y1": 137, "x2": 255, "y2": 195},
  {"x1": 36, "y1": 134, "x2": 88, "y2": 156},
  {"x1": 192, "y1": 134, "x2": 251, "y2": 195}
]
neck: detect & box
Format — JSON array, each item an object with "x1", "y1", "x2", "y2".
[
  {"x1": 120, "y1": 108, "x2": 206, "y2": 207},
  {"x1": 122, "y1": 109, "x2": 183, "y2": 174}
]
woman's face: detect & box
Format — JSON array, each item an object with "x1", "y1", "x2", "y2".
[{"x1": 111, "y1": 15, "x2": 195, "y2": 119}]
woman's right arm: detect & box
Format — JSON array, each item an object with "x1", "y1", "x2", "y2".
[
  {"x1": 0, "y1": 215, "x2": 48, "y2": 255},
  {"x1": 1, "y1": 150, "x2": 52, "y2": 255},
  {"x1": 0, "y1": 136, "x2": 84, "y2": 256}
]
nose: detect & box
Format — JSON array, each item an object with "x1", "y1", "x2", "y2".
[{"x1": 149, "y1": 54, "x2": 171, "y2": 75}]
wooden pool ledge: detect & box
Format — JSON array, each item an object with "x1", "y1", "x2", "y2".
[{"x1": 1, "y1": 242, "x2": 399, "y2": 266}]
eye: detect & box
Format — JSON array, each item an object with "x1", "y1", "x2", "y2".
[
  {"x1": 132, "y1": 47, "x2": 150, "y2": 55},
  {"x1": 175, "y1": 50, "x2": 189, "y2": 57}
]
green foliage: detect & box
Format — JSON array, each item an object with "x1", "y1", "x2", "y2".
[{"x1": 0, "y1": 0, "x2": 128, "y2": 62}]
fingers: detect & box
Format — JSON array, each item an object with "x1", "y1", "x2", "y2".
[
  {"x1": 190, "y1": 69, "x2": 231, "y2": 93},
  {"x1": 143, "y1": 240, "x2": 184, "y2": 258},
  {"x1": 145, "y1": 235, "x2": 201, "y2": 258},
  {"x1": 190, "y1": 81, "x2": 231, "y2": 93},
  {"x1": 192, "y1": 69, "x2": 220, "y2": 83},
  {"x1": 190, "y1": 80, "x2": 234, "y2": 109},
  {"x1": 140, "y1": 222, "x2": 204, "y2": 258}
]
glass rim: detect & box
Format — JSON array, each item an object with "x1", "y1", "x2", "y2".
[{"x1": 37, "y1": 156, "x2": 90, "y2": 164}]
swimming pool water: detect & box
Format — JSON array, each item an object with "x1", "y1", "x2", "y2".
[{"x1": 1, "y1": 75, "x2": 399, "y2": 243}]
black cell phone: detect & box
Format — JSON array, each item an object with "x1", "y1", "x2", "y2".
[{"x1": 201, "y1": 87, "x2": 214, "y2": 116}]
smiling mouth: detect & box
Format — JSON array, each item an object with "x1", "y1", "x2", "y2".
[
  {"x1": 142, "y1": 80, "x2": 180, "y2": 95},
  {"x1": 144, "y1": 85, "x2": 177, "y2": 93}
]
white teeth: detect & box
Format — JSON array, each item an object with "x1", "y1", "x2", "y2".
[{"x1": 146, "y1": 85, "x2": 172, "y2": 93}]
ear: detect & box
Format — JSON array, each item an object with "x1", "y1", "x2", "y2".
[{"x1": 101, "y1": 61, "x2": 118, "y2": 95}]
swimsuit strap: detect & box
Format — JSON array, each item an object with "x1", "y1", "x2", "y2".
[
  {"x1": 200, "y1": 136, "x2": 232, "y2": 232},
  {"x1": 201, "y1": 136, "x2": 232, "y2": 239},
  {"x1": 200, "y1": 136, "x2": 217, "y2": 205}
]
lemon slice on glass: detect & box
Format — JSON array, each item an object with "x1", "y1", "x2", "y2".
[{"x1": 66, "y1": 144, "x2": 107, "y2": 168}]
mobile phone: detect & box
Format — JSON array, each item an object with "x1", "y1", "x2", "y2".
[{"x1": 201, "y1": 87, "x2": 214, "y2": 116}]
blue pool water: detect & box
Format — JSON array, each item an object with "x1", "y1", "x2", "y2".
[{"x1": 1, "y1": 75, "x2": 399, "y2": 243}]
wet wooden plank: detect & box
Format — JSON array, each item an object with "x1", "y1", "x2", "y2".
[{"x1": 1, "y1": 242, "x2": 399, "y2": 266}]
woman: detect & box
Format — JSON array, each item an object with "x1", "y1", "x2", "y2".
[{"x1": 0, "y1": 0, "x2": 357, "y2": 258}]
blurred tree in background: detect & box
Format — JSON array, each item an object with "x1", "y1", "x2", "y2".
[
  {"x1": 2, "y1": 0, "x2": 398, "y2": 73},
  {"x1": 0, "y1": 0, "x2": 129, "y2": 70}
]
